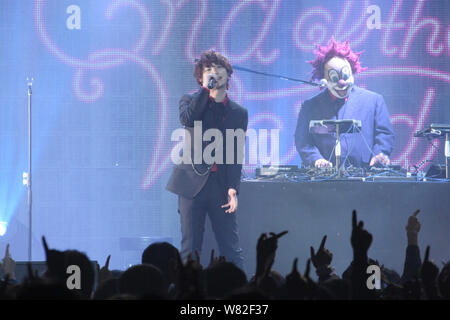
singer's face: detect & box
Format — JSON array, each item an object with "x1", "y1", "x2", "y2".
[
  {"x1": 324, "y1": 57, "x2": 354, "y2": 99},
  {"x1": 202, "y1": 63, "x2": 228, "y2": 89}
]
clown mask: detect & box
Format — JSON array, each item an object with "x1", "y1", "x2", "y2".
[{"x1": 324, "y1": 56, "x2": 354, "y2": 99}]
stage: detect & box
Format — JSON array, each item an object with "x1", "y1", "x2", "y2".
[
  {"x1": 1, "y1": 0, "x2": 450, "y2": 282},
  {"x1": 201, "y1": 180, "x2": 450, "y2": 278}
]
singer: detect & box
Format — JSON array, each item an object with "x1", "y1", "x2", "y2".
[
  {"x1": 166, "y1": 50, "x2": 248, "y2": 269},
  {"x1": 295, "y1": 38, "x2": 395, "y2": 168}
]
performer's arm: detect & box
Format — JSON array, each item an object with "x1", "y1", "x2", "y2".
[
  {"x1": 401, "y1": 211, "x2": 422, "y2": 283},
  {"x1": 222, "y1": 108, "x2": 248, "y2": 214},
  {"x1": 226, "y1": 108, "x2": 248, "y2": 194},
  {"x1": 372, "y1": 95, "x2": 395, "y2": 158},
  {"x1": 295, "y1": 103, "x2": 325, "y2": 166},
  {"x1": 179, "y1": 87, "x2": 211, "y2": 126}
]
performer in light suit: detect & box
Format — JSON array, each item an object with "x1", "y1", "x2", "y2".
[{"x1": 295, "y1": 38, "x2": 395, "y2": 168}]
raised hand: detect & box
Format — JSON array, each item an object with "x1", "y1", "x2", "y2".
[
  {"x1": 351, "y1": 210, "x2": 372, "y2": 256},
  {"x1": 406, "y1": 210, "x2": 421, "y2": 233},
  {"x1": 183, "y1": 250, "x2": 203, "y2": 273},
  {"x1": 406, "y1": 210, "x2": 421, "y2": 245},
  {"x1": 177, "y1": 251, "x2": 205, "y2": 299},
  {"x1": 284, "y1": 258, "x2": 315, "y2": 299},
  {"x1": 420, "y1": 246, "x2": 440, "y2": 299},
  {"x1": 310, "y1": 235, "x2": 333, "y2": 268},
  {"x1": 438, "y1": 263, "x2": 450, "y2": 299},
  {"x1": 256, "y1": 231, "x2": 288, "y2": 279},
  {"x1": 349, "y1": 211, "x2": 378, "y2": 299},
  {"x1": 286, "y1": 258, "x2": 301, "y2": 282},
  {"x1": 97, "y1": 255, "x2": 112, "y2": 285},
  {"x1": 420, "y1": 246, "x2": 439, "y2": 284},
  {"x1": 42, "y1": 236, "x2": 66, "y2": 280},
  {"x1": 1, "y1": 244, "x2": 16, "y2": 280},
  {"x1": 285, "y1": 258, "x2": 307, "y2": 298},
  {"x1": 304, "y1": 258, "x2": 311, "y2": 281},
  {"x1": 208, "y1": 249, "x2": 226, "y2": 268},
  {"x1": 310, "y1": 235, "x2": 335, "y2": 281}
]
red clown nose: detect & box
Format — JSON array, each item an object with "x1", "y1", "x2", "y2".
[{"x1": 338, "y1": 79, "x2": 347, "y2": 88}]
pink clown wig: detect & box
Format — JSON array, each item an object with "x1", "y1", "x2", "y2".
[{"x1": 308, "y1": 37, "x2": 367, "y2": 80}]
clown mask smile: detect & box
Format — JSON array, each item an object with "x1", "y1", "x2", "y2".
[{"x1": 324, "y1": 56, "x2": 354, "y2": 99}]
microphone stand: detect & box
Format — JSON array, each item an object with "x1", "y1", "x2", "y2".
[
  {"x1": 233, "y1": 65, "x2": 321, "y2": 86},
  {"x1": 446, "y1": 132, "x2": 449, "y2": 179},
  {"x1": 335, "y1": 124, "x2": 341, "y2": 177},
  {"x1": 26, "y1": 78, "x2": 33, "y2": 261}
]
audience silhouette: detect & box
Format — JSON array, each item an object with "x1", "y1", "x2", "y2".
[{"x1": 0, "y1": 209, "x2": 448, "y2": 300}]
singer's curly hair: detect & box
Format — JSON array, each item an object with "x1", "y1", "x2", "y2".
[
  {"x1": 194, "y1": 50, "x2": 233, "y2": 89},
  {"x1": 308, "y1": 37, "x2": 366, "y2": 80}
]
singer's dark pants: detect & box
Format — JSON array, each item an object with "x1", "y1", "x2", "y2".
[{"x1": 178, "y1": 171, "x2": 244, "y2": 270}]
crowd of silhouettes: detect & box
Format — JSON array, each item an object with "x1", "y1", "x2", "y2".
[{"x1": 0, "y1": 209, "x2": 448, "y2": 300}]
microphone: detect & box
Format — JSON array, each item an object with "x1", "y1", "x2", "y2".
[
  {"x1": 319, "y1": 78, "x2": 328, "y2": 89},
  {"x1": 207, "y1": 77, "x2": 217, "y2": 89}
]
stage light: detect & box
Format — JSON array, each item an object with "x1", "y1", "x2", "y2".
[{"x1": 0, "y1": 222, "x2": 7, "y2": 236}]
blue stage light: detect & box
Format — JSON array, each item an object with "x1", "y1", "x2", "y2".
[{"x1": 0, "y1": 221, "x2": 7, "y2": 236}]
